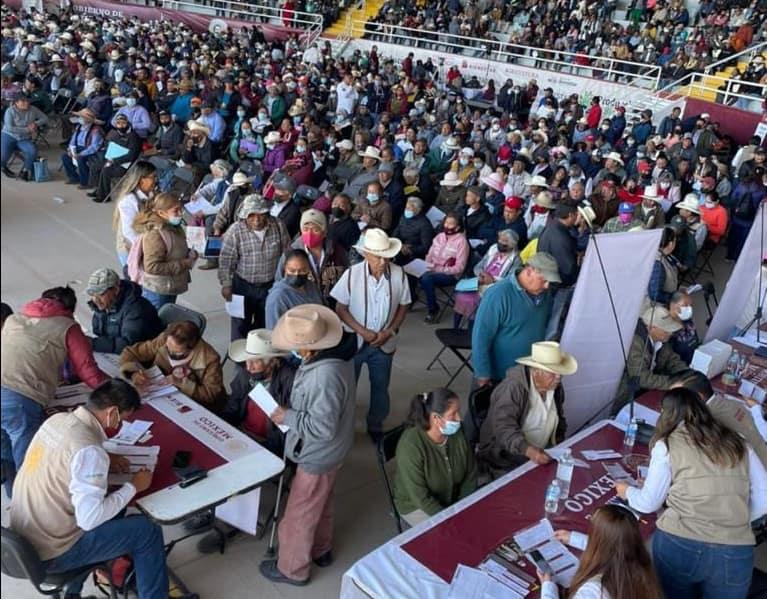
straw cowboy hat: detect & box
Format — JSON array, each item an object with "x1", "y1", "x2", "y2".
[
  {"x1": 605, "y1": 151, "x2": 624, "y2": 166},
  {"x1": 676, "y1": 194, "x2": 701, "y2": 215},
  {"x1": 187, "y1": 120, "x2": 210, "y2": 137},
  {"x1": 440, "y1": 171, "x2": 462, "y2": 187},
  {"x1": 354, "y1": 228, "x2": 402, "y2": 258},
  {"x1": 72, "y1": 108, "x2": 103, "y2": 125},
  {"x1": 271, "y1": 305, "x2": 343, "y2": 351},
  {"x1": 237, "y1": 194, "x2": 270, "y2": 219},
  {"x1": 443, "y1": 136, "x2": 461, "y2": 151},
  {"x1": 642, "y1": 185, "x2": 661, "y2": 202},
  {"x1": 534, "y1": 191, "x2": 555, "y2": 209},
  {"x1": 358, "y1": 145, "x2": 381, "y2": 161},
  {"x1": 577, "y1": 204, "x2": 597, "y2": 229},
  {"x1": 516, "y1": 341, "x2": 578, "y2": 375},
  {"x1": 229, "y1": 329, "x2": 289, "y2": 362},
  {"x1": 230, "y1": 171, "x2": 254, "y2": 187},
  {"x1": 529, "y1": 175, "x2": 549, "y2": 189},
  {"x1": 481, "y1": 172, "x2": 505, "y2": 193},
  {"x1": 264, "y1": 131, "x2": 282, "y2": 145},
  {"x1": 80, "y1": 40, "x2": 96, "y2": 52},
  {"x1": 288, "y1": 99, "x2": 305, "y2": 117}
]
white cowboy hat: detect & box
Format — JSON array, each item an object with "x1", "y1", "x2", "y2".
[
  {"x1": 605, "y1": 151, "x2": 624, "y2": 165},
  {"x1": 229, "y1": 329, "x2": 289, "y2": 362},
  {"x1": 459, "y1": 147, "x2": 475, "y2": 157},
  {"x1": 481, "y1": 172, "x2": 505, "y2": 193},
  {"x1": 335, "y1": 139, "x2": 354, "y2": 151},
  {"x1": 577, "y1": 204, "x2": 597, "y2": 229},
  {"x1": 443, "y1": 136, "x2": 461, "y2": 151},
  {"x1": 677, "y1": 195, "x2": 701, "y2": 215},
  {"x1": 440, "y1": 171, "x2": 462, "y2": 187},
  {"x1": 271, "y1": 304, "x2": 343, "y2": 351},
  {"x1": 230, "y1": 171, "x2": 254, "y2": 187},
  {"x1": 642, "y1": 185, "x2": 660, "y2": 202},
  {"x1": 353, "y1": 228, "x2": 402, "y2": 258},
  {"x1": 534, "y1": 191, "x2": 555, "y2": 209},
  {"x1": 80, "y1": 40, "x2": 96, "y2": 52},
  {"x1": 529, "y1": 175, "x2": 549, "y2": 189},
  {"x1": 288, "y1": 100, "x2": 305, "y2": 117},
  {"x1": 516, "y1": 341, "x2": 578, "y2": 375},
  {"x1": 358, "y1": 145, "x2": 381, "y2": 160},
  {"x1": 264, "y1": 131, "x2": 282, "y2": 145},
  {"x1": 187, "y1": 120, "x2": 210, "y2": 137}
]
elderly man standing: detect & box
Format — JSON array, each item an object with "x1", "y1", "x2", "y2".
[
  {"x1": 472, "y1": 253, "x2": 560, "y2": 386},
  {"x1": 219, "y1": 195, "x2": 291, "y2": 340},
  {"x1": 1, "y1": 92, "x2": 48, "y2": 181},
  {"x1": 86, "y1": 268, "x2": 163, "y2": 354},
  {"x1": 331, "y1": 229, "x2": 411, "y2": 441},
  {"x1": 478, "y1": 342, "x2": 578, "y2": 476},
  {"x1": 260, "y1": 305, "x2": 357, "y2": 586}
]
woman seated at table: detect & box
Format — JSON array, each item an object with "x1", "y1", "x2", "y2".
[
  {"x1": 393, "y1": 388, "x2": 477, "y2": 527},
  {"x1": 538, "y1": 505, "x2": 661, "y2": 599},
  {"x1": 420, "y1": 213, "x2": 469, "y2": 323},
  {"x1": 615, "y1": 388, "x2": 767, "y2": 598},
  {"x1": 119, "y1": 320, "x2": 226, "y2": 414},
  {"x1": 453, "y1": 228, "x2": 521, "y2": 328},
  {"x1": 265, "y1": 249, "x2": 324, "y2": 329}
]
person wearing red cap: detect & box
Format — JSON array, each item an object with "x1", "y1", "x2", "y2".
[{"x1": 492, "y1": 196, "x2": 529, "y2": 250}]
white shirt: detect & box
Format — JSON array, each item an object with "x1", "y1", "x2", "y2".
[
  {"x1": 336, "y1": 81, "x2": 357, "y2": 116},
  {"x1": 270, "y1": 200, "x2": 289, "y2": 218},
  {"x1": 542, "y1": 579, "x2": 608, "y2": 599},
  {"x1": 522, "y1": 372, "x2": 559, "y2": 449},
  {"x1": 626, "y1": 440, "x2": 767, "y2": 521},
  {"x1": 751, "y1": 405, "x2": 767, "y2": 441},
  {"x1": 118, "y1": 189, "x2": 150, "y2": 245},
  {"x1": 70, "y1": 445, "x2": 136, "y2": 531}
]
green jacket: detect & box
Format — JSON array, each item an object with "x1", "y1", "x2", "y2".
[
  {"x1": 393, "y1": 426, "x2": 477, "y2": 517},
  {"x1": 611, "y1": 319, "x2": 690, "y2": 414}
]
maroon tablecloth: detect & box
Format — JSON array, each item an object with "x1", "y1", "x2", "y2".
[{"x1": 401, "y1": 422, "x2": 654, "y2": 585}]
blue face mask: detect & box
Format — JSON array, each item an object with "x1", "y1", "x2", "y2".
[
  {"x1": 367, "y1": 193, "x2": 380, "y2": 203},
  {"x1": 439, "y1": 417, "x2": 461, "y2": 436},
  {"x1": 404, "y1": 209, "x2": 415, "y2": 219},
  {"x1": 168, "y1": 215, "x2": 183, "y2": 226}
]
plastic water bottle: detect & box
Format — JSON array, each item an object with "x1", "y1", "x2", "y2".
[
  {"x1": 623, "y1": 419, "x2": 638, "y2": 453},
  {"x1": 544, "y1": 480, "x2": 561, "y2": 516},
  {"x1": 737, "y1": 352, "x2": 749, "y2": 383},
  {"x1": 724, "y1": 351, "x2": 740, "y2": 385},
  {"x1": 556, "y1": 449, "x2": 575, "y2": 498}
]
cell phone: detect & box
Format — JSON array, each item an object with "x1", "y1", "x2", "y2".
[
  {"x1": 529, "y1": 549, "x2": 553, "y2": 576},
  {"x1": 172, "y1": 450, "x2": 192, "y2": 470},
  {"x1": 178, "y1": 467, "x2": 207, "y2": 488}
]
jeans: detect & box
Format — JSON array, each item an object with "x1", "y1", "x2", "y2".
[
  {"x1": 44, "y1": 515, "x2": 168, "y2": 598},
  {"x1": 0, "y1": 132, "x2": 37, "y2": 172},
  {"x1": 1, "y1": 387, "x2": 46, "y2": 494},
  {"x1": 141, "y1": 289, "x2": 177, "y2": 310},
  {"x1": 354, "y1": 343, "x2": 394, "y2": 433},
  {"x1": 61, "y1": 151, "x2": 91, "y2": 185},
  {"x1": 652, "y1": 529, "x2": 754, "y2": 599},
  {"x1": 419, "y1": 272, "x2": 457, "y2": 313}
]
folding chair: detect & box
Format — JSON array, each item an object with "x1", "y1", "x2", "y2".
[
  {"x1": 376, "y1": 425, "x2": 407, "y2": 534},
  {"x1": 426, "y1": 328, "x2": 473, "y2": 386},
  {"x1": 692, "y1": 223, "x2": 730, "y2": 280},
  {"x1": 465, "y1": 383, "x2": 494, "y2": 449},
  {"x1": 701, "y1": 280, "x2": 719, "y2": 326},
  {"x1": 158, "y1": 304, "x2": 207, "y2": 336}
]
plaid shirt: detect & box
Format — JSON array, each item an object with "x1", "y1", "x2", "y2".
[{"x1": 218, "y1": 217, "x2": 290, "y2": 287}]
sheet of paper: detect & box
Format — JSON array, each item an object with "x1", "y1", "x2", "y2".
[
  {"x1": 448, "y1": 564, "x2": 521, "y2": 599},
  {"x1": 546, "y1": 447, "x2": 589, "y2": 468},
  {"x1": 52, "y1": 382, "x2": 91, "y2": 407},
  {"x1": 581, "y1": 449, "x2": 623, "y2": 461},
  {"x1": 455, "y1": 277, "x2": 479, "y2": 292},
  {"x1": 185, "y1": 196, "x2": 220, "y2": 216},
  {"x1": 513, "y1": 518, "x2": 554, "y2": 552},
  {"x1": 469, "y1": 238, "x2": 484, "y2": 249},
  {"x1": 248, "y1": 383, "x2": 288, "y2": 432},
  {"x1": 478, "y1": 560, "x2": 529, "y2": 597},
  {"x1": 105, "y1": 141, "x2": 130, "y2": 161},
  {"x1": 112, "y1": 419, "x2": 153, "y2": 445},
  {"x1": 426, "y1": 206, "x2": 446, "y2": 229},
  {"x1": 604, "y1": 462, "x2": 633, "y2": 481},
  {"x1": 102, "y1": 442, "x2": 160, "y2": 457},
  {"x1": 138, "y1": 366, "x2": 177, "y2": 401},
  {"x1": 226, "y1": 294, "x2": 245, "y2": 318},
  {"x1": 740, "y1": 379, "x2": 766, "y2": 404},
  {"x1": 403, "y1": 258, "x2": 430, "y2": 278},
  {"x1": 185, "y1": 225, "x2": 207, "y2": 253},
  {"x1": 733, "y1": 329, "x2": 767, "y2": 349}
]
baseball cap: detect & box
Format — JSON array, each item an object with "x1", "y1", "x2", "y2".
[
  {"x1": 505, "y1": 196, "x2": 524, "y2": 210},
  {"x1": 526, "y1": 252, "x2": 561, "y2": 283},
  {"x1": 86, "y1": 268, "x2": 120, "y2": 296},
  {"x1": 618, "y1": 202, "x2": 634, "y2": 214}
]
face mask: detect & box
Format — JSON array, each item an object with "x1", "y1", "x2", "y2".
[
  {"x1": 54, "y1": 68, "x2": 63, "y2": 76},
  {"x1": 459, "y1": 157, "x2": 469, "y2": 167},
  {"x1": 86, "y1": 57, "x2": 94, "y2": 65},
  {"x1": 444, "y1": 227, "x2": 458, "y2": 236},
  {"x1": 492, "y1": 124, "x2": 500, "y2": 131},
  {"x1": 241, "y1": 127, "x2": 253, "y2": 137},
  {"x1": 168, "y1": 215, "x2": 183, "y2": 226},
  {"x1": 266, "y1": 143, "x2": 276, "y2": 150},
  {"x1": 259, "y1": 113, "x2": 268, "y2": 121},
  {"x1": 473, "y1": 161, "x2": 483, "y2": 170},
  {"x1": 332, "y1": 206, "x2": 346, "y2": 218},
  {"x1": 285, "y1": 274, "x2": 308, "y2": 287},
  {"x1": 678, "y1": 305, "x2": 693, "y2": 321},
  {"x1": 295, "y1": 145, "x2": 306, "y2": 153},
  {"x1": 626, "y1": 139, "x2": 635, "y2": 146},
  {"x1": 618, "y1": 213, "x2": 633, "y2": 224},
  {"x1": 660, "y1": 182, "x2": 670, "y2": 189},
  {"x1": 301, "y1": 230, "x2": 323, "y2": 248},
  {"x1": 77, "y1": 117, "x2": 87, "y2": 125},
  {"x1": 237, "y1": 110, "x2": 246, "y2": 117},
  {"x1": 249, "y1": 371, "x2": 267, "y2": 383},
  {"x1": 496, "y1": 243, "x2": 509, "y2": 253},
  {"x1": 367, "y1": 193, "x2": 379, "y2": 203},
  {"x1": 126, "y1": 97, "x2": 137, "y2": 107},
  {"x1": 601, "y1": 125, "x2": 610, "y2": 131},
  {"x1": 439, "y1": 417, "x2": 461, "y2": 436},
  {"x1": 704, "y1": 200, "x2": 716, "y2": 208}
]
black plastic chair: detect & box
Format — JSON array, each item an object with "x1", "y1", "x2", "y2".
[
  {"x1": 426, "y1": 328, "x2": 473, "y2": 386},
  {"x1": 466, "y1": 383, "x2": 495, "y2": 449},
  {"x1": 376, "y1": 425, "x2": 407, "y2": 534},
  {"x1": 1, "y1": 526, "x2": 117, "y2": 599},
  {"x1": 158, "y1": 303, "x2": 207, "y2": 336}
]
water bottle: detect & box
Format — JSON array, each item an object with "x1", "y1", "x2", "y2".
[
  {"x1": 623, "y1": 419, "x2": 638, "y2": 453},
  {"x1": 737, "y1": 353, "x2": 749, "y2": 382},
  {"x1": 544, "y1": 480, "x2": 561, "y2": 516},
  {"x1": 556, "y1": 449, "x2": 575, "y2": 498},
  {"x1": 724, "y1": 351, "x2": 740, "y2": 385}
]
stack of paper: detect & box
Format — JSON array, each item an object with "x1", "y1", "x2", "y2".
[
  {"x1": 103, "y1": 443, "x2": 160, "y2": 486},
  {"x1": 138, "y1": 366, "x2": 178, "y2": 401},
  {"x1": 52, "y1": 383, "x2": 91, "y2": 408},
  {"x1": 185, "y1": 225, "x2": 207, "y2": 253},
  {"x1": 111, "y1": 420, "x2": 153, "y2": 445},
  {"x1": 513, "y1": 519, "x2": 579, "y2": 587},
  {"x1": 448, "y1": 564, "x2": 517, "y2": 599},
  {"x1": 581, "y1": 449, "x2": 623, "y2": 461}
]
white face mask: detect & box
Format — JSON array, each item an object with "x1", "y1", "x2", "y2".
[{"x1": 678, "y1": 305, "x2": 693, "y2": 321}]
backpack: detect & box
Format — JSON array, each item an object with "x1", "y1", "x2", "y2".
[
  {"x1": 126, "y1": 229, "x2": 173, "y2": 284},
  {"x1": 733, "y1": 190, "x2": 755, "y2": 221}
]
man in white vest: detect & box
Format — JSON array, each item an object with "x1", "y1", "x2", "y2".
[
  {"x1": 331, "y1": 229, "x2": 411, "y2": 442},
  {"x1": 9, "y1": 379, "x2": 168, "y2": 599}
]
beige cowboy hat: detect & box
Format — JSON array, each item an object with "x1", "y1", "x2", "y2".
[
  {"x1": 187, "y1": 120, "x2": 210, "y2": 136},
  {"x1": 354, "y1": 228, "x2": 402, "y2": 258},
  {"x1": 529, "y1": 175, "x2": 549, "y2": 189},
  {"x1": 288, "y1": 100, "x2": 305, "y2": 117},
  {"x1": 676, "y1": 195, "x2": 701, "y2": 215},
  {"x1": 642, "y1": 306, "x2": 682, "y2": 334},
  {"x1": 230, "y1": 171, "x2": 254, "y2": 187},
  {"x1": 517, "y1": 341, "x2": 578, "y2": 375},
  {"x1": 440, "y1": 171, "x2": 462, "y2": 187},
  {"x1": 229, "y1": 329, "x2": 289, "y2": 362},
  {"x1": 271, "y1": 304, "x2": 343, "y2": 351},
  {"x1": 358, "y1": 145, "x2": 381, "y2": 160},
  {"x1": 642, "y1": 185, "x2": 660, "y2": 202},
  {"x1": 80, "y1": 40, "x2": 96, "y2": 52},
  {"x1": 264, "y1": 131, "x2": 282, "y2": 145},
  {"x1": 335, "y1": 139, "x2": 354, "y2": 151},
  {"x1": 72, "y1": 108, "x2": 104, "y2": 125},
  {"x1": 534, "y1": 190, "x2": 555, "y2": 209},
  {"x1": 577, "y1": 204, "x2": 597, "y2": 229},
  {"x1": 443, "y1": 136, "x2": 461, "y2": 151},
  {"x1": 605, "y1": 151, "x2": 624, "y2": 165},
  {"x1": 481, "y1": 172, "x2": 505, "y2": 193}
]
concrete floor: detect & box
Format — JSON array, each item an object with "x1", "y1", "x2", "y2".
[{"x1": 0, "y1": 142, "x2": 756, "y2": 598}]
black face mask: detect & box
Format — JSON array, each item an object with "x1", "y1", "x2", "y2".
[
  {"x1": 168, "y1": 351, "x2": 189, "y2": 361},
  {"x1": 496, "y1": 243, "x2": 510, "y2": 253},
  {"x1": 249, "y1": 371, "x2": 267, "y2": 383},
  {"x1": 285, "y1": 274, "x2": 308, "y2": 288},
  {"x1": 115, "y1": 126, "x2": 128, "y2": 134},
  {"x1": 331, "y1": 207, "x2": 346, "y2": 219}
]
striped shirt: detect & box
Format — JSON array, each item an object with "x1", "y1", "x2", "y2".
[{"x1": 218, "y1": 218, "x2": 290, "y2": 287}]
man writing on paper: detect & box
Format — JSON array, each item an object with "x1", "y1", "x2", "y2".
[{"x1": 10, "y1": 379, "x2": 168, "y2": 599}]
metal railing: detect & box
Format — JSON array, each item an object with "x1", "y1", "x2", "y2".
[
  {"x1": 703, "y1": 41, "x2": 767, "y2": 75},
  {"x1": 345, "y1": 20, "x2": 662, "y2": 90}
]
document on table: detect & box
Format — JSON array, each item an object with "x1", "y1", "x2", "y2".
[
  {"x1": 112, "y1": 420, "x2": 153, "y2": 445},
  {"x1": 546, "y1": 447, "x2": 589, "y2": 468},
  {"x1": 740, "y1": 379, "x2": 766, "y2": 403},
  {"x1": 525, "y1": 539, "x2": 580, "y2": 587},
  {"x1": 225, "y1": 294, "x2": 245, "y2": 318},
  {"x1": 478, "y1": 558, "x2": 531, "y2": 597},
  {"x1": 448, "y1": 564, "x2": 517, "y2": 599},
  {"x1": 603, "y1": 462, "x2": 633, "y2": 481},
  {"x1": 185, "y1": 225, "x2": 207, "y2": 254},
  {"x1": 426, "y1": 206, "x2": 446, "y2": 228},
  {"x1": 249, "y1": 383, "x2": 288, "y2": 432},
  {"x1": 52, "y1": 382, "x2": 91, "y2": 407},
  {"x1": 513, "y1": 518, "x2": 554, "y2": 552},
  {"x1": 138, "y1": 366, "x2": 177, "y2": 401},
  {"x1": 581, "y1": 449, "x2": 623, "y2": 461},
  {"x1": 105, "y1": 445, "x2": 160, "y2": 485},
  {"x1": 403, "y1": 258, "x2": 430, "y2": 278},
  {"x1": 185, "y1": 196, "x2": 221, "y2": 216}
]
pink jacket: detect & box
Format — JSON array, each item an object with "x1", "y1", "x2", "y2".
[{"x1": 426, "y1": 232, "x2": 470, "y2": 276}]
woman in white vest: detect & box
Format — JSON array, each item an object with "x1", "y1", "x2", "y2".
[
  {"x1": 616, "y1": 388, "x2": 767, "y2": 598},
  {"x1": 111, "y1": 160, "x2": 157, "y2": 269}
]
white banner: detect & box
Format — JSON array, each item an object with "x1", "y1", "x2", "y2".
[
  {"x1": 705, "y1": 203, "x2": 766, "y2": 343},
  {"x1": 560, "y1": 229, "x2": 663, "y2": 432}
]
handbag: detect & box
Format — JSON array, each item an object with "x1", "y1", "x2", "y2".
[{"x1": 33, "y1": 158, "x2": 50, "y2": 183}]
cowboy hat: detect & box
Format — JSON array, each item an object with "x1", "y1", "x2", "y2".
[
  {"x1": 288, "y1": 100, "x2": 305, "y2": 117},
  {"x1": 187, "y1": 120, "x2": 210, "y2": 136},
  {"x1": 605, "y1": 151, "x2": 624, "y2": 165},
  {"x1": 272, "y1": 304, "x2": 344, "y2": 351},
  {"x1": 80, "y1": 40, "x2": 96, "y2": 52},
  {"x1": 354, "y1": 228, "x2": 402, "y2": 258},
  {"x1": 642, "y1": 185, "x2": 660, "y2": 202},
  {"x1": 516, "y1": 341, "x2": 578, "y2": 375},
  {"x1": 529, "y1": 175, "x2": 549, "y2": 189},
  {"x1": 358, "y1": 145, "x2": 381, "y2": 160},
  {"x1": 677, "y1": 195, "x2": 701, "y2": 215},
  {"x1": 642, "y1": 306, "x2": 682, "y2": 334},
  {"x1": 481, "y1": 172, "x2": 505, "y2": 193},
  {"x1": 443, "y1": 136, "x2": 461, "y2": 151},
  {"x1": 440, "y1": 171, "x2": 462, "y2": 187},
  {"x1": 229, "y1": 329, "x2": 289, "y2": 362},
  {"x1": 49, "y1": 54, "x2": 64, "y2": 62},
  {"x1": 335, "y1": 139, "x2": 354, "y2": 151},
  {"x1": 577, "y1": 204, "x2": 597, "y2": 229},
  {"x1": 230, "y1": 171, "x2": 254, "y2": 187},
  {"x1": 237, "y1": 194, "x2": 270, "y2": 218},
  {"x1": 72, "y1": 108, "x2": 103, "y2": 125},
  {"x1": 264, "y1": 131, "x2": 282, "y2": 145},
  {"x1": 534, "y1": 190, "x2": 555, "y2": 209}
]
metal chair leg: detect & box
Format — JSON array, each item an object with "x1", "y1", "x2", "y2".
[{"x1": 265, "y1": 444, "x2": 289, "y2": 558}]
